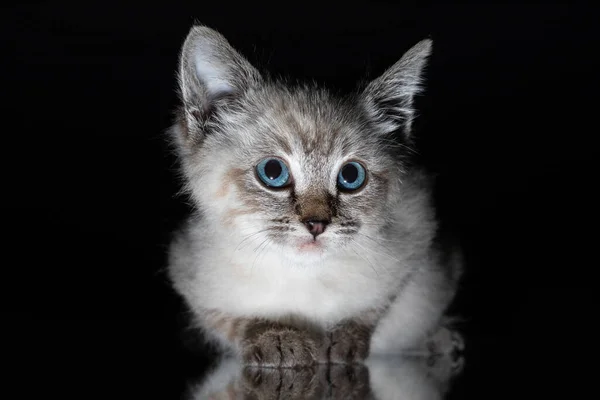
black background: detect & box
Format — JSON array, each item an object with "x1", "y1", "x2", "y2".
[{"x1": 3, "y1": 2, "x2": 599, "y2": 398}]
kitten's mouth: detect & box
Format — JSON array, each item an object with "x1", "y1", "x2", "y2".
[{"x1": 297, "y1": 238, "x2": 324, "y2": 252}]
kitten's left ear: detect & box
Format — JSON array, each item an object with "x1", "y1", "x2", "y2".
[
  {"x1": 361, "y1": 39, "x2": 432, "y2": 138},
  {"x1": 177, "y1": 25, "x2": 263, "y2": 133}
]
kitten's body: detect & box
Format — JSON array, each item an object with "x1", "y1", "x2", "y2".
[{"x1": 168, "y1": 26, "x2": 463, "y2": 366}]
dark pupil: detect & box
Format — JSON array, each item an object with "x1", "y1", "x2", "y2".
[
  {"x1": 264, "y1": 160, "x2": 282, "y2": 180},
  {"x1": 341, "y1": 164, "x2": 358, "y2": 183}
]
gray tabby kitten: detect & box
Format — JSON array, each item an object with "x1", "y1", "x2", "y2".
[{"x1": 168, "y1": 25, "x2": 464, "y2": 367}]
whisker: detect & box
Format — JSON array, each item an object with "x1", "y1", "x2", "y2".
[
  {"x1": 355, "y1": 233, "x2": 401, "y2": 262},
  {"x1": 363, "y1": 233, "x2": 404, "y2": 245},
  {"x1": 234, "y1": 228, "x2": 271, "y2": 252},
  {"x1": 346, "y1": 224, "x2": 404, "y2": 244},
  {"x1": 350, "y1": 238, "x2": 393, "y2": 277},
  {"x1": 256, "y1": 237, "x2": 273, "y2": 267},
  {"x1": 349, "y1": 245, "x2": 379, "y2": 277},
  {"x1": 251, "y1": 237, "x2": 271, "y2": 270}
]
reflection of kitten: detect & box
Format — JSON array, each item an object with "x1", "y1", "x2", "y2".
[
  {"x1": 187, "y1": 354, "x2": 463, "y2": 400},
  {"x1": 168, "y1": 25, "x2": 464, "y2": 367}
]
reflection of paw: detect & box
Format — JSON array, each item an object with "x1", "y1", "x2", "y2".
[
  {"x1": 323, "y1": 322, "x2": 371, "y2": 364},
  {"x1": 242, "y1": 326, "x2": 318, "y2": 367},
  {"x1": 426, "y1": 351, "x2": 465, "y2": 379},
  {"x1": 323, "y1": 365, "x2": 372, "y2": 399},
  {"x1": 242, "y1": 367, "x2": 322, "y2": 399},
  {"x1": 241, "y1": 365, "x2": 372, "y2": 400}
]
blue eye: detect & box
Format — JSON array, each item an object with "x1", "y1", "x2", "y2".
[
  {"x1": 337, "y1": 161, "x2": 366, "y2": 191},
  {"x1": 256, "y1": 158, "x2": 291, "y2": 188}
]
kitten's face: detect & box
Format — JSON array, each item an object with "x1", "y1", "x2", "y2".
[
  {"x1": 173, "y1": 26, "x2": 431, "y2": 263},
  {"x1": 188, "y1": 87, "x2": 399, "y2": 261}
]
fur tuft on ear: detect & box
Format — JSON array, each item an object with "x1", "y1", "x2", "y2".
[
  {"x1": 177, "y1": 25, "x2": 262, "y2": 135},
  {"x1": 361, "y1": 39, "x2": 432, "y2": 138}
]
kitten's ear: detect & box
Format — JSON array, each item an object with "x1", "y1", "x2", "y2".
[
  {"x1": 178, "y1": 25, "x2": 262, "y2": 130},
  {"x1": 361, "y1": 39, "x2": 432, "y2": 138}
]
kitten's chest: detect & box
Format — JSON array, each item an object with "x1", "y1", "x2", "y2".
[{"x1": 203, "y1": 254, "x2": 391, "y2": 324}]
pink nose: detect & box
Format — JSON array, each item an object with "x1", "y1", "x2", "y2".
[{"x1": 304, "y1": 219, "x2": 329, "y2": 238}]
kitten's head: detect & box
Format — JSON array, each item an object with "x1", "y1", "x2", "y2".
[{"x1": 171, "y1": 26, "x2": 432, "y2": 263}]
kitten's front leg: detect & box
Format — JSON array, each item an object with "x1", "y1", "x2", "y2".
[
  {"x1": 321, "y1": 319, "x2": 375, "y2": 364},
  {"x1": 241, "y1": 320, "x2": 322, "y2": 367},
  {"x1": 201, "y1": 310, "x2": 323, "y2": 367}
]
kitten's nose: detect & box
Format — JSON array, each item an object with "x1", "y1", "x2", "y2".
[{"x1": 303, "y1": 219, "x2": 329, "y2": 238}]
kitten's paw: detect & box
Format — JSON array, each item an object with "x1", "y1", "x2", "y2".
[
  {"x1": 427, "y1": 326, "x2": 464, "y2": 355},
  {"x1": 323, "y1": 321, "x2": 371, "y2": 364},
  {"x1": 242, "y1": 326, "x2": 319, "y2": 367},
  {"x1": 426, "y1": 325, "x2": 465, "y2": 374}
]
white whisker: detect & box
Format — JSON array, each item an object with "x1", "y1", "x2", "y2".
[
  {"x1": 350, "y1": 238, "x2": 394, "y2": 277},
  {"x1": 251, "y1": 237, "x2": 271, "y2": 270},
  {"x1": 234, "y1": 228, "x2": 271, "y2": 252},
  {"x1": 356, "y1": 232, "x2": 402, "y2": 262},
  {"x1": 349, "y1": 245, "x2": 379, "y2": 277}
]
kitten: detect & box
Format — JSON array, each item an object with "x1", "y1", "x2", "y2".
[{"x1": 167, "y1": 25, "x2": 464, "y2": 367}]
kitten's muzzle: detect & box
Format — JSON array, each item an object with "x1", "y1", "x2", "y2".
[{"x1": 303, "y1": 218, "x2": 329, "y2": 239}]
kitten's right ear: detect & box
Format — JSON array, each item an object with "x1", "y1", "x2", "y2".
[
  {"x1": 178, "y1": 25, "x2": 262, "y2": 132},
  {"x1": 361, "y1": 39, "x2": 432, "y2": 139}
]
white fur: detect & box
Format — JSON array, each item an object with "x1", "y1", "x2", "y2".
[{"x1": 193, "y1": 55, "x2": 233, "y2": 97}]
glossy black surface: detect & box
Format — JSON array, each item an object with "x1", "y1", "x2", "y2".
[{"x1": 4, "y1": 3, "x2": 597, "y2": 398}]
